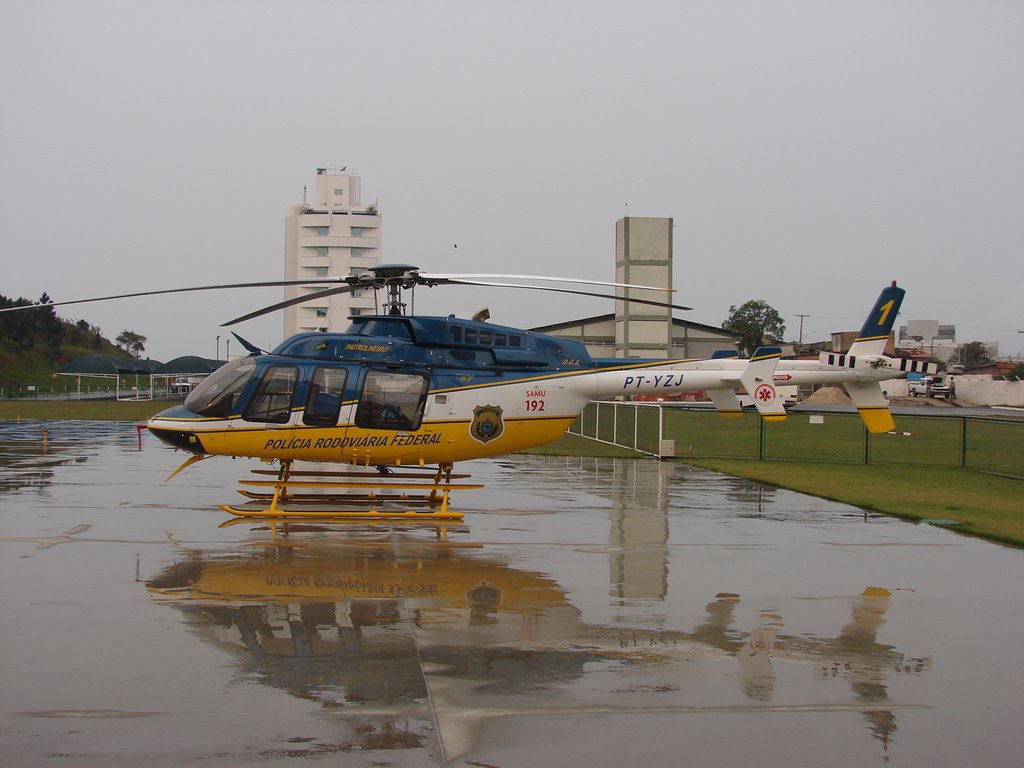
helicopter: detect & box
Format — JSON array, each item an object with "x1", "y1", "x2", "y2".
[{"x1": 3, "y1": 265, "x2": 935, "y2": 518}]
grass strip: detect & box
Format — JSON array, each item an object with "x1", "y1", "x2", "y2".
[
  {"x1": 686, "y1": 459, "x2": 1023, "y2": 548},
  {"x1": 0, "y1": 399, "x2": 163, "y2": 421},
  {"x1": 529, "y1": 433, "x2": 1023, "y2": 548}
]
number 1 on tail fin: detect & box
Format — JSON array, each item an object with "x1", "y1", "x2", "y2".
[
  {"x1": 844, "y1": 282, "x2": 905, "y2": 433},
  {"x1": 850, "y1": 281, "x2": 905, "y2": 357}
]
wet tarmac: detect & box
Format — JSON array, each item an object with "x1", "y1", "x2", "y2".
[{"x1": 1, "y1": 420, "x2": 1022, "y2": 766}]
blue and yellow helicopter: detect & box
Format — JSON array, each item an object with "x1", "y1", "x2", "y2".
[{"x1": 5, "y1": 265, "x2": 933, "y2": 519}]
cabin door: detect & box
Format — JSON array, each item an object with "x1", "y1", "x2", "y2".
[{"x1": 226, "y1": 364, "x2": 300, "y2": 450}]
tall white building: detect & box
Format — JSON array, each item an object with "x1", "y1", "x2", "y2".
[{"x1": 283, "y1": 169, "x2": 382, "y2": 337}]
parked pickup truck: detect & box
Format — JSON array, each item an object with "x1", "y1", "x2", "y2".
[{"x1": 909, "y1": 375, "x2": 954, "y2": 398}]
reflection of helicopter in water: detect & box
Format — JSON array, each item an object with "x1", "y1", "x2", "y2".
[
  {"x1": 0, "y1": 422, "x2": 109, "y2": 495},
  {"x1": 5, "y1": 267, "x2": 934, "y2": 518},
  {"x1": 146, "y1": 532, "x2": 930, "y2": 760}
]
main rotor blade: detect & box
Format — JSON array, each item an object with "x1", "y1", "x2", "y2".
[
  {"x1": 0, "y1": 278, "x2": 353, "y2": 314},
  {"x1": 418, "y1": 272, "x2": 675, "y2": 293},
  {"x1": 439, "y1": 278, "x2": 692, "y2": 311},
  {"x1": 221, "y1": 284, "x2": 361, "y2": 326},
  {"x1": 224, "y1": 275, "x2": 691, "y2": 326}
]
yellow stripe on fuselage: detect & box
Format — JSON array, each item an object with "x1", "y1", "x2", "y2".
[{"x1": 149, "y1": 414, "x2": 576, "y2": 465}]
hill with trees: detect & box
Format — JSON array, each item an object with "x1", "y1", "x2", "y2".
[{"x1": 0, "y1": 293, "x2": 143, "y2": 386}]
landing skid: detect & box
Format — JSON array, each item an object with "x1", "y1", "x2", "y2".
[
  {"x1": 220, "y1": 461, "x2": 480, "y2": 521},
  {"x1": 236, "y1": 490, "x2": 438, "y2": 506},
  {"x1": 216, "y1": 515, "x2": 467, "y2": 542},
  {"x1": 218, "y1": 502, "x2": 467, "y2": 520}
]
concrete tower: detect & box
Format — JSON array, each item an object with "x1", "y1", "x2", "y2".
[{"x1": 615, "y1": 217, "x2": 673, "y2": 358}]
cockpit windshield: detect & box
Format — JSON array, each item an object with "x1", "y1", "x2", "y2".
[{"x1": 184, "y1": 357, "x2": 257, "y2": 417}]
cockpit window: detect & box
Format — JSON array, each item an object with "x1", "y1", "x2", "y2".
[
  {"x1": 184, "y1": 357, "x2": 257, "y2": 417},
  {"x1": 303, "y1": 366, "x2": 348, "y2": 426},
  {"x1": 244, "y1": 366, "x2": 299, "y2": 423},
  {"x1": 355, "y1": 370, "x2": 428, "y2": 430}
]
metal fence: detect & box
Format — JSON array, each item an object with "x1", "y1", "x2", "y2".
[
  {"x1": 569, "y1": 401, "x2": 1024, "y2": 480},
  {"x1": 1, "y1": 384, "x2": 118, "y2": 399}
]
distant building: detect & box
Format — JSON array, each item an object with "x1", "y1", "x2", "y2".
[
  {"x1": 534, "y1": 313, "x2": 738, "y2": 360},
  {"x1": 896, "y1": 320, "x2": 956, "y2": 360},
  {"x1": 283, "y1": 169, "x2": 381, "y2": 336},
  {"x1": 897, "y1": 320, "x2": 999, "y2": 364},
  {"x1": 899, "y1": 320, "x2": 956, "y2": 344}
]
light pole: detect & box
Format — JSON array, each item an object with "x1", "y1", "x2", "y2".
[
  {"x1": 216, "y1": 335, "x2": 220, "y2": 361},
  {"x1": 225, "y1": 338, "x2": 231, "y2": 360}
]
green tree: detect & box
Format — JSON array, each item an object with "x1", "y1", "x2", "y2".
[
  {"x1": 37, "y1": 293, "x2": 65, "y2": 357},
  {"x1": 70, "y1": 318, "x2": 90, "y2": 345},
  {"x1": 0, "y1": 294, "x2": 33, "y2": 345},
  {"x1": 116, "y1": 329, "x2": 147, "y2": 358},
  {"x1": 1003, "y1": 362, "x2": 1024, "y2": 381},
  {"x1": 0, "y1": 292, "x2": 63, "y2": 352},
  {"x1": 960, "y1": 340, "x2": 993, "y2": 369},
  {"x1": 722, "y1": 299, "x2": 786, "y2": 357}
]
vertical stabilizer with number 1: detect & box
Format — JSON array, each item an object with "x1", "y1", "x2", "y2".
[
  {"x1": 844, "y1": 281, "x2": 904, "y2": 433},
  {"x1": 849, "y1": 281, "x2": 904, "y2": 357}
]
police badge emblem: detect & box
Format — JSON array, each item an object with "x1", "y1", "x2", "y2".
[{"x1": 470, "y1": 404, "x2": 504, "y2": 444}]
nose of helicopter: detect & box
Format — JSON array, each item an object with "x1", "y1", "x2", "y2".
[{"x1": 147, "y1": 404, "x2": 208, "y2": 454}]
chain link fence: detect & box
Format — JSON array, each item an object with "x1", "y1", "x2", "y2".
[
  {"x1": 569, "y1": 401, "x2": 1024, "y2": 479},
  {"x1": 1, "y1": 383, "x2": 119, "y2": 399}
]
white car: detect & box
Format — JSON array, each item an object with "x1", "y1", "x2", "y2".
[{"x1": 909, "y1": 375, "x2": 951, "y2": 398}]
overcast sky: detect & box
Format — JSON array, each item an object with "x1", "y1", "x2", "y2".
[{"x1": 2, "y1": 0, "x2": 1022, "y2": 361}]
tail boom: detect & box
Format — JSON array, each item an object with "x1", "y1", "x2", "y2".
[{"x1": 573, "y1": 282, "x2": 919, "y2": 434}]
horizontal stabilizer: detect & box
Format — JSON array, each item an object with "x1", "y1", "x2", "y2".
[
  {"x1": 739, "y1": 347, "x2": 787, "y2": 421},
  {"x1": 711, "y1": 350, "x2": 739, "y2": 359}
]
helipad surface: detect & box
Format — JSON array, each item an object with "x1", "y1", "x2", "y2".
[{"x1": 1, "y1": 421, "x2": 1021, "y2": 766}]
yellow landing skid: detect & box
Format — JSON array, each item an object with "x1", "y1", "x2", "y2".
[
  {"x1": 235, "y1": 490, "x2": 439, "y2": 505},
  {"x1": 222, "y1": 466, "x2": 482, "y2": 520},
  {"x1": 237, "y1": 479, "x2": 485, "y2": 490},
  {"x1": 218, "y1": 502, "x2": 467, "y2": 521},
  {"x1": 247, "y1": 467, "x2": 472, "y2": 481},
  {"x1": 216, "y1": 512, "x2": 467, "y2": 542},
  {"x1": 236, "y1": 479, "x2": 484, "y2": 510}
]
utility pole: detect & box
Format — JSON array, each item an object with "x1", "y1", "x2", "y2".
[{"x1": 796, "y1": 314, "x2": 809, "y2": 344}]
